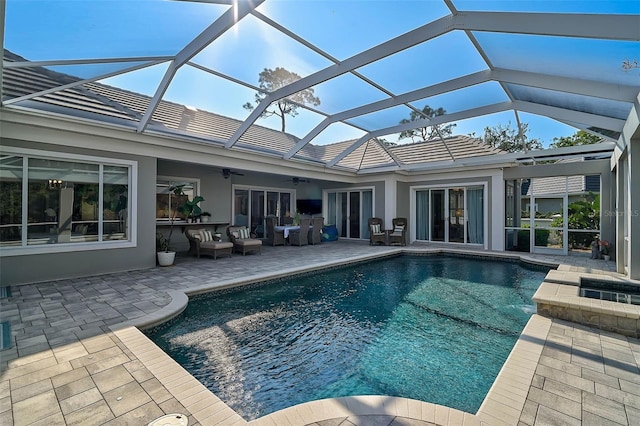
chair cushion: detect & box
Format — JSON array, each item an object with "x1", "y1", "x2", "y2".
[
  {"x1": 235, "y1": 239, "x2": 262, "y2": 247},
  {"x1": 200, "y1": 241, "x2": 233, "y2": 249}
]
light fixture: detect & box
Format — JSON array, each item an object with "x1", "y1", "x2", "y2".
[
  {"x1": 222, "y1": 169, "x2": 230, "y2": 179},
  {"x1": 48, "y1": 179, "x2": 63, "y2": 190},
  {"x1": 292, "y1": 177, "x2": 299, "y2": 185}
]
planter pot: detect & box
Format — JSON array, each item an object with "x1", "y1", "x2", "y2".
[
  {"x1": 201, "y1": 216, "x2": 209, "y2": 223},
  {"x1": 157, "y1": 251, "x2": 176, "y2": 266},
  {"x1": 603, "y1": 255, "x2": 611, "y2": 261}
]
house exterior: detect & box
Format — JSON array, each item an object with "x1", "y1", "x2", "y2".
[{"x1": 1, "y1": 5, "x2": 638, "y2": 285}]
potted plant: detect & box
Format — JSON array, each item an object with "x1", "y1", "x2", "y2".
[
  {"x1": 599, "y1": 240, "x2": 612, "y2": 261},
  {"x1": 200, "y1": 211, "x2": 212, "y2": 223},
  {"x1": 156, "y1": 184, "x2": 189, "y2": 266}
]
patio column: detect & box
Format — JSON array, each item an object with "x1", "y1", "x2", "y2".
[
  {"x1": 384, "y1": 175, "x2": 397, "y2": 230},
  {"x1": 491, "y1": 170, "x2": 505, "y2": 251},
  {"x1": 628, "y1": 136, "x2": 640, "y2": 280}
]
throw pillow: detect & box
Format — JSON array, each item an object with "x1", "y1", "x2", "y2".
[
  {"x1": 394, "y1": 226, "x2": 404, "y2": 233},
  {"x1": 370, "y1": 224, "x2": 381, "y2": 234},
  {"x1": 231, "y1": 231, "x2": 239, "y2": 239},
  {"x1": 239, "y1": 228, "x2": 250, "y2": 239},
  {"x1": 200, "y1": 230, "x2": 213, "y2": 242}
]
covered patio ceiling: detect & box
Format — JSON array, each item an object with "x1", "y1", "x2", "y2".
[{"x1": 2, "y1": 0, "x2": 639, "y2": 173}]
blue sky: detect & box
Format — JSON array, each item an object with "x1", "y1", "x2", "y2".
[{"x1": 5, "y1": 0, "x2": 640, "y2": 147}]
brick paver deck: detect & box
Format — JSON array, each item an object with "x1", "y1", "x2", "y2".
[{"x1": 1, "y1": 241, "x2": 637, "y2": 425}]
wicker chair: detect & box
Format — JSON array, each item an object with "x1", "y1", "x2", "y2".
[
  {"x1": 308, "y1": 217, "x2": 323, "y2": 245},
  {"x1": 185, "y1": 228, "x2": 233, "y2": 259},
  {"x1": 388, "y1": 217, "x2": 407, "y2": 246},
  {"x1": 227, "y1": 225, "x2": 262, "y2": 255},
  {"x1": 289, "y1": 218, "x2": 311, "y2": 246},
  {"x1": 265, "y1": 216, "x2": 286, "y2": 246},
  {"x1": 368, "y1": 217, "x2": 387, "y2": 246}
]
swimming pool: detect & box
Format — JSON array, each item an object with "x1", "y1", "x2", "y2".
[{"x1": 147, "y1": 255, "x2": 549, "y2": 420}]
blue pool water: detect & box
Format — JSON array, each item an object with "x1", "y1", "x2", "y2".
[{"x1": 147, "y1": 255, "x2": 549, "y2": 420}]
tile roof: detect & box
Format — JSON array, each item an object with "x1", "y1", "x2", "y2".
[
  {"x1": 524, "y1": 158, "x2": 599, "y2": 196},
  {"x1": 3, "y1": 49, "x2": 506, "y2": 172}
]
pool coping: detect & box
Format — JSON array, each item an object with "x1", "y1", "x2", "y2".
[{"x1": 108, "y1": 248, "x2": 564, "y2": 425}]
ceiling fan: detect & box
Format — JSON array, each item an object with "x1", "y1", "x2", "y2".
[
  {"x1": 288, "y1": 177, "x2": 311, "y2": 185},
  {"x1": 221, "y1": 168, "x2": 244, "y2": 179}
]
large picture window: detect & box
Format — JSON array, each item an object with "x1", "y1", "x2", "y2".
[{"x1": 0, "y1": 149, "x2": 134, "y2": 251}]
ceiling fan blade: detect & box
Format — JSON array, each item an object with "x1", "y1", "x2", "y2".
[{"x1": 222, "y1": 168, "x2": 244, "y2": 178}]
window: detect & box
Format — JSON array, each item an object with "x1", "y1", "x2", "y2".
[
  {"x1": 0, "y1": 148, "x2": 135, "y2": 252},
  {"x1": 156, "y1": 178, "x2": 198, "y2": 221}
]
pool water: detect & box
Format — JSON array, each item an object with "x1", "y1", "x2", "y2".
[{"x1": 147, "y1": 255, "x2": 548, "y2": 420}]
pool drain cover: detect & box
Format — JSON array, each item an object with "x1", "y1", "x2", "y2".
[{"x1": 148, "y1": 413, "x2": 188, "y2": 426}]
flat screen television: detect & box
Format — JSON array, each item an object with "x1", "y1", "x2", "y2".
[{"x1": 296, "y1": 199, "x2": 322, "y2": 215}]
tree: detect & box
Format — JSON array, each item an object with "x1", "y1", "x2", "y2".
[
  {"x1": 481, "y1": 122, "x2": 542, "y2": 152},
  {"x1": 243, "y1": 67, "x2": 320, "y2": 132},
  {"x1": 376, "y1": 137, "x2": 396, "y2": 147},
  {"x1": 398, "y1": 105, "x2": 456, "y2": 143},
  {"x1": 549, "y1": 130, "x2": 602, "y2": 148},
  {"x1": 551, "y1": 192, "x2": 600, "y2": 248}
]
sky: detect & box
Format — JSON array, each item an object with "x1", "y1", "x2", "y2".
[{"x1": 4, "y1": 0, "x2": 640, "y2": 148}]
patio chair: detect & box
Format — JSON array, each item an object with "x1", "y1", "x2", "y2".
[
  {"x1": 266, "y1": 216, "x2": 286, "y2": 246},
  {"x1": 289, "y1": 218, "x2": 311, "y2": 246},
  {"x1": 308, "y1": 217, "x2": 323, "y2": 245},
  {"x1": 185, "y1": 228, "x2": 233, "y2": 259},
  {"x1": 368, "y1": 217, "x2": 387, "y2": 246},
  {"x1": 388, "y1": 218, "x2": 407, "y2": 246},
  {"x1": 281, "y1": 216, "x2": 294, "y2": 225},
  {"x1": 227, "y1": 225, "x2": 262, "y2": 255}
]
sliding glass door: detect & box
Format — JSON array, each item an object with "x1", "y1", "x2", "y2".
[
  {"x1": 414, "y1": 185, "x2": 485, "y2": 246},
  {"x1": 449, "y1": 188, "x2": 465, "y2": 243},
  {"x1": 233, "y1": 186, "x2": 294, "y2": 237},
  {"x1": 325, "y1": 188, "x2": 374, "y2": 240},
  {"x1": 431, "y1": 190, "x2": 445, "y2": 242}
]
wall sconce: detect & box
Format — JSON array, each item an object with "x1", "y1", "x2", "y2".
[{"x1": 48, "y1": 179, "x2": 63, "y2": 190}]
